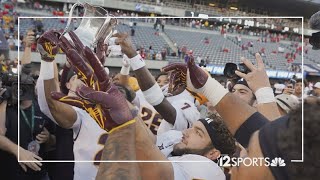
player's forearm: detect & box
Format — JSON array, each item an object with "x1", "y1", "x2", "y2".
[
  {"x1": 97, "y1": 123, "x2": 140, "y2": 180},
  {"x1": 43, "y1": 79, "x2": 76, "y2": 128},
  {"x1": 44, "y1": 79, "x2": 60, "y2": 108},
  {"x1": 215, "y1": 93, "x2": 256, "y2": 135},
  {"x1": 133, "y1": 65, "x2": 157, "y2": 91},
  {"x1": 256, "y1": 103, "x2": 281, "y2": 121},
  {"x1": 135, "y1": 115, "x2": 174, "y2": 179},
  {"x1": 133, "y1": 65, "x2": 177, "y2": 125},
  {"x1": 39, "y1": 60, "x2": 60, "y2": 109},
  {"x1": 193, "y1": 76, "x2": 256, "y2": 135},
  {"x1": 135, "y1": 115, "x2": 156, "y2": 144},
  {"x1": 124, "y1": 44, "x2": 177, "y2": 125},
  {"x1": 153, "y1": 100, "x2": 177, "y2": 125},
  {"x1": 39, "y1": 61, "x2": 76, "y2": 128},
  {"x1": 254, "y1": 87, "x2": 281, "y2": 121}
]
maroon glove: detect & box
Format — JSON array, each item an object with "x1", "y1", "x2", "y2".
[
  {"x1": 162, "y1": 63, "x2": 187, "y2": 94},
  {"x1": 52, "y1": 32, "x2": 134, "y2": 131},
  {"x1": 59, "y1": 31, "x2": 110, "y2": 90},
  {"x1": 162, "y1": 55, "x2": 209, "y2": 90},
  {"x1": 37, "y1": 30, "x2": 60, "y2": 62}
]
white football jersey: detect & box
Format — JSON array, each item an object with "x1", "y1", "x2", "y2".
[
  {"x1": 156, "y1": 130, "x2": 182, "y2": 157},
  {"x1": 169, "y1": 155, "x2": 225, "y2": 180},
  {"x1": 135, "y1": 90, "x2": 163, "y2": 134},
  {"x1": 37, "y1": 78, "x2": 107, "y2": 180},
  {"x1": 157, "y1": 90, "x2": 200, "y2": 135},
  {"x1": 156, "y1": 130, "x2": 225, "y2": 180},
  {"x1": 72, "y1": 107, "x2": 107, "y2": 180}
]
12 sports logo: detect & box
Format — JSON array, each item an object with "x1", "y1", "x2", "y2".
[{"x1": 218, "y1": 155, "x2": 286, "y2": 167}]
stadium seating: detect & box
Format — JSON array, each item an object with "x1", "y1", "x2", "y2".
[
  {"x1": 116, "y1": 24, "x2": 169, "y2": 53},
  {"x1": 165, "y1": 29, "x2": 255, "y2": 66},
  {"x1": 17, "y1": 16, "x2": 311, "y2": 72}
]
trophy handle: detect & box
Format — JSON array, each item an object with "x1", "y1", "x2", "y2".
[
  {"x1": 62, "y1": 2, "x2": 83, "y2": 35},
  {"x1": 93, "y1": 15, "x2": 118, "y2": 47}
]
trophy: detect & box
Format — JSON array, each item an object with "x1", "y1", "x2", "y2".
[{"x1": 62, "y1": 2, "x2": 117, "y2": 49}]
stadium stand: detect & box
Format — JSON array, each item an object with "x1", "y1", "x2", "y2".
[{"x1": 16, "y1": 18, "x2": 306, "y2": 71}]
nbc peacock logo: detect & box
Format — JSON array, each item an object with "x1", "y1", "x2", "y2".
[{"x1": 270, "y1": 157, "x2": 286, "y2": 167}]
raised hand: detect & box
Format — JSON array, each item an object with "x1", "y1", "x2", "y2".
[
  {"x1": 112, "y1": 33, "x2": 137, "y2": 58},
  {"x1": 52, "y1": 32, "x2": 134, "y2": 131},
  {"x1": 235, "y1": 53, "x2": 271, "y2": 93},
  {"x1": 24, "y1": 30, "x2": 36, "y2": 48},
  {"x1": 37, "y1": 30, "x2": 60, "y2": 62},
  {"x1": 162, "y1": 55, "x2": 209, "y2": 93},
  {"x1": 162, "y1": 63, "x2": 187, "y2": 94},
  {"x1": 59, "y1": 31, "x2": 108, "y2": 91}
]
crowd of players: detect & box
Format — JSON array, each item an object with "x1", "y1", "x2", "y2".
[{"x1": 0, "y1": 3, "x2": 320, "y2": 180}]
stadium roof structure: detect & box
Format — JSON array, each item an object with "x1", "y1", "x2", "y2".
[{"x1": 203, "y1": 0, "x2": 320, "y2": 17}]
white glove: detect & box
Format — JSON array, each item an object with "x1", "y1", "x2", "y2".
[{"x1": 120, "y1": 54, "x2": 130, "y2": 75}]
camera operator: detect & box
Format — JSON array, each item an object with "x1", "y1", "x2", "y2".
[
  {"x1": 0, "y1": 68, "x2": 55, "y2": 180},
  {"x1": 309, "y1": 11, "x2": 320, "y2": 50},
  {"x1": 231, "y1": 79, "x2": 256, "y2": 106},
  {"x1": 224, "y1": 61, "x2": 281, "y2": 122}
]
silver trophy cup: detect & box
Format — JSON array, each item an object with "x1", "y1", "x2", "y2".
[{"x1": 63, "y1": 2, "x2": 117, "y2": 49}]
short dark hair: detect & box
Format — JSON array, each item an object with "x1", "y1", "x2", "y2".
[
  {"x1": 207, "y1": 114, "x2": 236, "y2": 156},
  {"x1": 114, "y1": 83, "x2": 135, "y2": 103},
  {"x1": 60, "y1": 66, "x2": 76, "y2": 95},
  {"x1": 155, "y1": 72, "x2": 168, "y2": 81},
  {"x1": 277, "y1": 100, "x2": 320, "y2": 180},
  {"x1": 296, "y1": 79, "x2": 303, "y2": 84}
]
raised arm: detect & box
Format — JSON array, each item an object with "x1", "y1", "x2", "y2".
[
  {"x1": 163, "y1": 56, "x2": 260, "y2": 135},
  {"x1": 49, "y1": 34, "x2": 173, "y2": 179},
  {"x1": 115, "y1": 33, "x2": 177, "y2": 126},
  {"x1": 36, "y1": 30, "x2": 77, "y2": 128},
  {"x1": 235, "y1": 55, "x2": 281, "y2": 121}
]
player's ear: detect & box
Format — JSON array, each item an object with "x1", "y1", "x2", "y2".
[
  {"x1": 205, "y1": 148, "x2": 221, "y2": 161},
  {"x1": 66, "y1": 82, "x2": 71, "y2": 90}
]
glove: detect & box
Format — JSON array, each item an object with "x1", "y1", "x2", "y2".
[
  {"x1": 122, "y1": 54, "x2": 130, "y2": 68},
  {"x1": 162, "y1": 57, "x2": 208, "y2": 103},
  {"x1": 37, "y1": 30, "x2": 60, "y2": 62},
  {"x1": 162, "y1": 55, "x2": 227, "y2": 107},
  {"x1": 162, "y1": 55, "x2": 209, "y2": 93},
  {"x1": 52, "y1": 32, "x2": 134, "y2": 132},
  {"x1": 58, "y1": 31, "x2": 98, "y2": 90},
  {"x1": 161, "y1": 60, "x2": 188, "y2": 94},
  {"x1": 120, "y1": 54, "x2": 130, "y2": 75}
]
